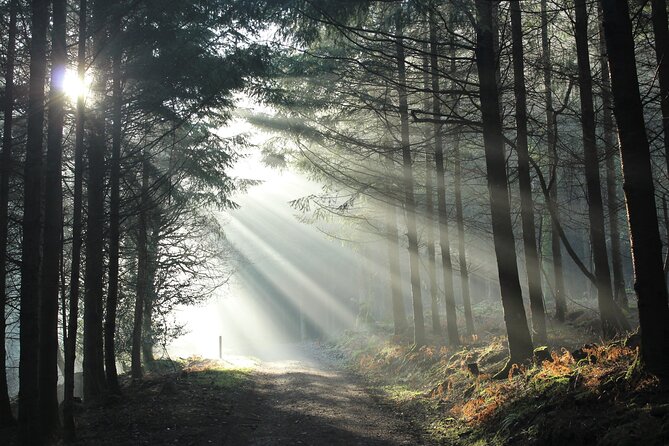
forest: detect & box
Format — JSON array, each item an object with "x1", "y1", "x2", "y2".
[{"x1": 1, "y1": 0, "x2": 668, "y2": 445}]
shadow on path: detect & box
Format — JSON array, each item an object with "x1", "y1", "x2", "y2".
[{"x1": 0, "y1": 344, "x2": 425, "y2": 445}]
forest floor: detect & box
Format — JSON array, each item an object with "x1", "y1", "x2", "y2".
[
  {"x1": 334, "y1": 304, "x2": 669, "y2": 446},
  {"x1": 3, "y1": 304, "x2": 669, "y2": 445},
  {"x1": 3, "y1": 345, "x2": 427, "y2": 445}
]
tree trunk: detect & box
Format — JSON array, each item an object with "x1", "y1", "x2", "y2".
[
  {"x1": 453, "y1": 132, "x2": 474, "y2": 336},
  {"x1": 446, "y1": 24, "x2": 474, "y2": 337},
  {"x1": 396, "y1": 11, "x2": 425, "y2": 347},
  {"x1": 132, "y1": 152, "x2": 150, "y2": 379},
  {"x1": 64, "y1": 0, "x2": 87, "y2": 438},
  {"x1": 475, "y1": 0, "x2": 533, "y2": 371},
  {"x1": 383, "y1": 167, "x2": 408, "y2": 336},
  {"x1": 663, "y1": 195, "x2": 669, "y2": 283},
  {"x1": 19, "y1": 0, "x2": 49, "y2": 442},
  {"x1": 142, "y1": 233, "x2": 158, "y2": 366},
  {"x1": 39, "y1": 0, "x2": 66, "y2": 437},
  {"x1": 651, "y1": 0, "x2": 669, "y2": 174},
  {"x1": 423, "y1": 48, "x2": 441, "y2": 336},
  {"x1": 600, "y1": 0, "x2": 669, "y2": 377},
  {"x1": 142, "y1": 298, "x2": 154, "y2": 365},
  {"x1": 429, "y1": 10, "x2": 459, "y2": 346},
  {"x1": 83, "y1": 0, "x2": 109, "y2": 401},
  {"x1": 541, "y1": 0, "x2": 567, "y2": 321},
  {"x1": 105, "y1": 11, "x2": 122, "y2": 394},
  {"x1": 598, "y1": 6, "x2": 627, "y2": 309},
  {"x1": 0, "y1": 0, "x2": 18, "y2": 428},
  {"x1": 510, "y1": 0, "x2": 547, "y2": 345},
  {"x1": 574, "y1": 0, "x2": 627, "y2": 338}
]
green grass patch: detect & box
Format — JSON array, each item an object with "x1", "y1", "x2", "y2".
[
  {"x1": 381, "y1": 384, "x2": 424, "y2": 402},
  {"x1": 186, "y1": 367, "x2": 252, "y2": 390}
]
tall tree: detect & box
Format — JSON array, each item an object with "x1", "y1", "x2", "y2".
[
  {"x1": 132, "y1": 150, "x2": 150, "y2": 379},
  {"x1": 541, "y1": 0, "x2": 567, "y2": 321},
  {"x1": 475, "y1": 0, "x2": 533, "y2": 373},
  {"x1": 453, "y1": 132, "x2": 474, "y2": 336},
  {"x1": 383, "y1": 153, "x2": 408, "y2": 336},
  {"x1": 445, "y1": 22, "x2": 474, "y2": 337},
  {"x1": 39, "y1": 0, "x2": 67, "y2": 437},
  {"x1": 600, "y1": 0, "x2": 669, "y2": 376},
  {"x1": 19, "y1": 0, "x2": 49, "y2": 442},
  {"x1": 422, "y1": 49, "x2": 441, "y2": 336},
  {"x1": 429, "y1": 9, "x2": 459, "y2": 346},
  {"x1": 105, "y1": 5, "x2": 123, "y2": 394},
  {"x1": 83, "y1": 0, "x2": 109, "y2": 400},
  {"x1": 574, "y1": 0, "x2": 627, "y2": 337},
  {"x1": 0, "y1": 0, "x2": 18, "y2": 428},
  {"x1": 598, "y1": 5, "x2": 627, "y2": 309},
  {"x1": 395, "y1": 9, "x2": 425, "y2": 347},
  {"x1": 651, "y1": 0, "x2": 669, "y2": 174},
  {"x1": 64, "y1": 0, "x2": 88, "y2": 437},
  {"x1": 510, "y1": 0, "x2": 547, "y2": 345}
]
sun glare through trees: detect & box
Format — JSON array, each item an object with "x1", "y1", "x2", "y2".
[{"x1": 59, "y1": 68, "x2": 92, "y2": 102}]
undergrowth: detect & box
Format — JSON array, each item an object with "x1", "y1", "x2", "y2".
[
  {"x1": 178, "y1": 356, "x2": 252, "y2": 390},
  {"x1": 334, "y1": 325, "x2": 669, "y2": 445}
]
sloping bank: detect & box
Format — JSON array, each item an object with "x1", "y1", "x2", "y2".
[{"x1": 329, "y1": 330, "x2": 669, "y2": 445}]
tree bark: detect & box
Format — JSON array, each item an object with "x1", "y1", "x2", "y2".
[
  {"x1": 132, "y1": 151, "x2": 150, "y2": 379},
  {"x1": 19, "y1": 0, "x2": 49, "y2": 442},
  {"x1": 541, "y1": 0, "x2": 567, "y2": 321},
  {"x1": 510, "y1": 0, "x2": 547, "y2": 345},
  {"x1": 39, "y1": 0, "x2": 67, "y2": 437},
  {"x1": 83, "y1": 0, "x2": 109, "y2": 401},
  {"x1": 574, "y1": 0, "x2": 627, "y2": 338},
  {"x1": 598, "y1": 5, "x2": 627, "y2": 309},
  {"x1": 0, "y1": 0, "x2": 18, "y2": 428},
  {"x1": 64, "y1": 0, "x2": 87, "y2": 438},
  {"x1": 446, "y1": 21, "x2": 474, "y2": 337},
  {"x1": 475, "y1": 0, "x2": 533, "y2": 371},
  {"x1": 142, "y1": 231, "x2": 158, "y2": 365},
  {"x1": 663, "y1": 195, "x2": 669, "y2": 282},
  {"x1": 105, "y1": 10, "x2": 122, "y2": 394},
  {"x1": 396, "y1": 11, "x2": 425, "y2": 347},
  {"x1": 453, "y1": 132, "x2": 474, "y2": 336},
  {"x1": 383, "y1": 157, "x2": 408, "y2": 336},
  {"x1": 600, "y1": 0, "x2": 669, "y2": 377},
  {"x1": 422, "y1": 48, "x2": 441, "y2": 336},
  {"x1": 429, "y1": 10, "x2": 459, "y2": 346},
  {"x1": 651, "y1": 0, "x2": 669, "y2": 175}
]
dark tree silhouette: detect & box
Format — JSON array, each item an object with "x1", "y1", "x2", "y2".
[
  {"x1": 510, "y1": 0, "x2": 547, "y2": 345},
  {"x1": 18, "y1": 0, "x2": 49, "y2": 442},
  {"x1": 39, "y1": 0, "x2": 67, "y2": 437},
  {"x1": 600, "y1": 0, "x2": 669, "y2": 376},
  {"x1": 475, "y1": 0, "x2": 533, "y2": 373},
  {"x1": 83, "y1": 0, "x2": 109, "y2": 401},
  {"x1": 0, "y1": 0, "x2": 18, "y2": 428}
]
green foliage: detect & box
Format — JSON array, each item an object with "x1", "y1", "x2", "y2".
[
  {"x1": 186, "y1": 368, "x2": 251, "y2": 390},
  {"x1": 120, "y1": 0, "x2": 274, "y2": 123}
]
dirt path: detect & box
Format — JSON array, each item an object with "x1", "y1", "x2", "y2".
[
  {"x1": 225, "y1": 345, "x2": 425, "y2": 445},
  {"x1": 21, "y1": 344, "x2": 427, "y2": 445}
]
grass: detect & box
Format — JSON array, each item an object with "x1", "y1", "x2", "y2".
[{"x1": 180, "y1": 356, "x2": 253, "y2": 390}]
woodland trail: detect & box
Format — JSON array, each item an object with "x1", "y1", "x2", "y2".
[
  {"x1": 65, "y1": 344, "x2": 428, "y2": 446},
  {"x1": 222, "y1": 344, "x2": 426, "y2": 445}
]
